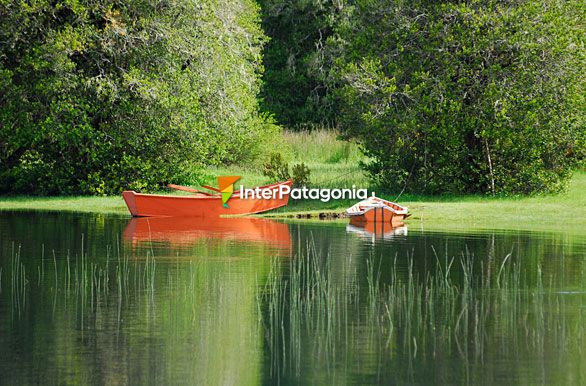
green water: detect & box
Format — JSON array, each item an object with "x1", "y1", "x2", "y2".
[{"x1": 0, "y1": 211, "x2": 585, "y2": 385}]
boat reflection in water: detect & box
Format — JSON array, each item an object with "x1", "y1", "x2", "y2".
[
  {"x1": 346, "y1": 220, "x2": 408, "y2": 241},
  {"x1": 124, "y1": 216, "x2": 292, "y2": 255},
  {"x1": 120, "y1": 216, "x2": 291, "y2": 383}
]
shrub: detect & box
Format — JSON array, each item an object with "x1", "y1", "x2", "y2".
[
  {"x1": 0, "y1": 0, "x2": 268, "y2": 194},
  {"x1": 263, "y1": 153, "x2": 291, "y2": 182},
  {"x1": 257, "y1": 0, "x2": 338, "y2": 128},
  {"x1": 333, "y1": 0, "x2": 585, "y2": 195},
  {"x1": 291, "y1": 162, "x2": 311, "y2": 187},
  {"x1": 263, "y1": 153, "x2": 311, "y2": 187}
]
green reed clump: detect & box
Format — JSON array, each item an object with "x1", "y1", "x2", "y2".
[
  {"x1": 0, "y1": 238, "x2": 158, "y2": 323},
  {"x1": 260, "y1": 239, "x2": 361, "y2": 375},
  {"x1": 259, "y1": 239, "x2": 586, "y2": 382},
  {"x1": 9, "y1": 243, "x2": 28, "y2": 317}
]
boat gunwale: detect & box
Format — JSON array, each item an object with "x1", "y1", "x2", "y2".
[
  {"x1": 124, "y1": 180, "x2": 292, "y2": 200},
  {"x1": 346, "y1": 196, "x2": 409, "y2": 216},
  {"x1": 347, "y1": 205, "x2": 408, "y2": 216}
]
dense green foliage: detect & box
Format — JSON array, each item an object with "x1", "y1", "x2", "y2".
[
  {"x1": 333, "y1": 0, "x2": 585, "y2": 194},
  {"x1": 258, "y1": 0, "x2": 337, "y2": 128},
  {"x1": 257, "y1": 0, "x2": 585, "y2": 194},
  {"x1": 1, "y1": 0, "x2": 584, "y2": 196},
  {"x1": 0, "y1": 0, "x2": 270, "y2": 194}
]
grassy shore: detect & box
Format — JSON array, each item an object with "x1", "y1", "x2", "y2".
[
  {"x1": 0, "y1": 195, "x2": 128, "y2": 215},
  {"x1": 1, "y1": 130, "x2": 585, "y2": 235},
  {"x1": 402, "y1": 170, "x2": 586, "y2": 235},
  {"x1": 265, "y1": 171, "x2": 586, "y2": 235}
]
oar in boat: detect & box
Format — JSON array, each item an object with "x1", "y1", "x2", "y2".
[
  {"x1": 201, "y1": 185, "x2": 221, "y2": 193},
  {"x1": 167, "y1": 184, "x2": 214, "y2": 195}
]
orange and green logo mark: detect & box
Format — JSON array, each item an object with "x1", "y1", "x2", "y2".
[{"x1": 218, "y1": 176, "x2": 241, "y2": 208}]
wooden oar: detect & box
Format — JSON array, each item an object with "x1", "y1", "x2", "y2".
[
  {"x1": 201, "y1": 185, "x2": 221, "y2": 193},
  {"x1": 167, "y1": 184, "x2": 213, "y2": 195}
]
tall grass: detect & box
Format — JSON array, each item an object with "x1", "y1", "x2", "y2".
[
  {"x1": 258, "y1": 238, "x2": 586, "y2": 383},
  {"x1": 282, "y1": 130, "x2": 364, "y2": 165},
  {"x1": 1, "y1": 237, "x2": 158, "y2": 324},
  {"x1": 284, "y1": 129, "x2": 370, "y2": 189},
  {"x1": 207, "y1": 129, "x2": 369, "y2": 190}
]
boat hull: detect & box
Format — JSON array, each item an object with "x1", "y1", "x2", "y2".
[{"x1": 123, "y1": 180, "x2": 292, "y2": 217}]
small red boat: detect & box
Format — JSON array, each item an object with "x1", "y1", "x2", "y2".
[
  {"x1": 346, "y1": 196, "x2": 409, "y2": 227},
  {"x1": 122, "y1": 180, "x2": 292, "y2": 217}
]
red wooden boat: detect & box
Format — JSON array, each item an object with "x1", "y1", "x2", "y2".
[
  {"x1": 122, "y1": 180, "x2": 292, "y2": 217},
  {"x1": 346, "y1": 196, "x2": 409, "y2": 227}
]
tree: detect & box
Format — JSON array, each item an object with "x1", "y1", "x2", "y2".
[
  {"x1": 0, "y1": 0, "x2": 271, "y2": 194},
  {"x1": 333, "y1": 0, "x2": 585, "y2": 194},
  {"x1": 258, "y1": 0, "x2": 339, "y2": 128}
]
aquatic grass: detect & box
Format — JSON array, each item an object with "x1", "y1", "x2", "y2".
[
  {"x1": 1, "y1": 234, "x2": 586, "y2": 384},
  {"x1": 9, "y1": 243, "x2": 27, "y2": 318},
  {"x1": 0, "y1": 236, "x2": 162, "y2": 328},
  {"x1": 257, "y1": 237, "x2": 586, "y2": 383}
]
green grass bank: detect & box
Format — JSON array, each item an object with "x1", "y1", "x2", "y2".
[{"x1": 1, "y1": 130, "x2": 585, "y2": 235}]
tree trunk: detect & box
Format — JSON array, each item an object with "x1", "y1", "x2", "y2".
[{"x1": 484, "y1": 138, "x2": 496, "y2": 196}]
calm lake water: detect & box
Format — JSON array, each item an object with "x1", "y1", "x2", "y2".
[{"x1": 0, "y1": 211, "x2": 585, "y2": 385}]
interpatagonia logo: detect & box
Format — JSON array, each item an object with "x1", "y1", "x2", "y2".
[
  {"x1": 218, "y1": 176, "x2": 241, "y2": 208},
  {"x1": 240, "y1": 184, "x2": 372, "y2": 202},
  {"x1": 215, "y1": 175, "x2": 373, "y2": 208}
]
